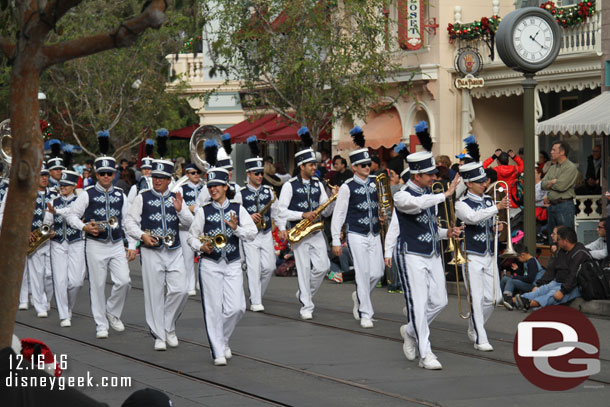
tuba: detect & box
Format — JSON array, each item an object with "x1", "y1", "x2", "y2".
[
  {"x1": 0, "y1": 119, "x2": 11, "y2": 179},
  {"x1": 27, "y1": 224, "x2": 53, "y2": 255},
  {"x1": 189, "y1": 125, "x2": 224, "y2": 173}
]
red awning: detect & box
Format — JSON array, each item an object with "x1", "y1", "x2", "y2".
[
  {"x1": 226, "y1": 114, "x2": 330, "y2": 143},
  {"x1": 168, "y1": 123, "x2": 199, "y2": 140}
]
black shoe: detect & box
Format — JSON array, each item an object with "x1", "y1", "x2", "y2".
[
  {"x1": 515, "y1": 294, "x2": 530, "y2": 311},
  {"x1": 502, "y1": 295, "x2": 514, "y2": 311}
]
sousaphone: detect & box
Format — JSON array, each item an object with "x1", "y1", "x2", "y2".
[{"x1": 0, "y1": 119, "x2": 11, "y2": 178}]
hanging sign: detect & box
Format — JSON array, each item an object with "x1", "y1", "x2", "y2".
[{"x1": 398, "y1": 0, "x2": 424, "y2": 50}]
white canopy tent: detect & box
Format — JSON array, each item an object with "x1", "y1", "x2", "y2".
[{"x1": 537, "y1": 91, "x2": 609, "y2": 216}]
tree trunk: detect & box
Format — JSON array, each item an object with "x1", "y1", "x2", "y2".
[{"x1": 0, "y1": 45, "x2": 43, "y2": 348}]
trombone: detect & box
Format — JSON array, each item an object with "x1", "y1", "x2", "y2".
[
  {"x1": 432, "y1": 182, "x2": 472, "y2": 319},
  {"x1": 486, "y1": 181, "x2": 517, "y2": 305}
]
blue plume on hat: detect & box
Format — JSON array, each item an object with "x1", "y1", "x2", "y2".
[
  {"x1": 204, "y1": 139, "x2": 219, "y2": 167},
  {"x1": 97, "y1": 130, "x2": 110, "y2": 155},
  {"x1": 156, "y1": 128, "x2": 168, "y2": 158},
  {"x1": 465, "y1": 134, "x2": 480, "y2": 162},
  {"x1": 145, "y1": 138, "x2": 154, "y2": 157},
  {"x1": 349, "y1": 126, "x2": 365, "y2": 149},
  {"x1": 394, "y1": 142, "x2": 410, "y2": 161},
  {"x1": 247, "y1": 135, "x2": 259, "y2": 157},
  {"x1": 221, "y1": 132, "x2": 233, "y2": 155},
  {"x1": 415, "y1": 120, "x2": 432, "y2": 152},
  {"x1": 297, "y1": 126, "x2": 313, "y2": 148}
]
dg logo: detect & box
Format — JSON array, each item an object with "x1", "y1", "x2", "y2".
[
  {"x1": 208, "y1": 172, "x2": 216, "y2": 180},
  {"x1": 102, "y1": 159, "x2": 109, "y2": 168},
  {"x1": 363, "y1": 151, "x2": 369, "y2": 159},
  {"x1": 61, "y1": 173, "x2": 67, "y2": 180},
  {"x1": 156, "y1": 163, "x2": 164, "y2": 171},
  {"x1": 479, "y1": 167, "x2": 485, "y2": 175}
]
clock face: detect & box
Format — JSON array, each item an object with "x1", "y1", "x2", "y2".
[{"x1": 513, "y1": 16, "x2": 554, "y2": 64}]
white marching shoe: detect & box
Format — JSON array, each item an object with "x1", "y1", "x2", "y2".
[
  {"x1": 214, "y1": 357, "x2": 227, "y2": 366},
  {"x1": 250, "y1": 304, "x2": 265, "y2": 312},
  {"x1": 106, "y1": 313, "x2": 125, "y2": 332},
  {"x1": 37, "y1": 311, "x2": 48, "y2": 318},
  {"x1": 300, "y1": 312, "x2": 313, "y2": 320},
  {"x1": 360, "y1": 318, "x2": 374, "y2": 329},
  {"x1": 166, "y1": 332, "x2": 179, "y2": 348},
  {"x1": 467, "y1": 329, "x2": 477, "y2": 343},
  {"x1": 154, "y1": 339, "x2": 167, "y2": 351},
  {"x1": 419, "y1": 354, "x2": 443, "y2": 370},
  {"x1": 225, "y1": 346, "x2": 232, "y2": 359},
  {"x1": 400, "y1": 325, "x2": 418, "y2": 361},
  {"x1": 474, "y1": 342, "x2": 494, "y2": 352},
  {"x1": 18, "y1": 303, "x2": 28, "y2": 310},
  {"x1": 96, "y1": 330, "x2": 109, "y2": 339},
  {"x1": 60, "y1": 319, "x2": 71, "y2": 327}
]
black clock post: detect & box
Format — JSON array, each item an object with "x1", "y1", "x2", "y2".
[{"x1": 496, "y1": 7, "x2": 561, "y2": 255}]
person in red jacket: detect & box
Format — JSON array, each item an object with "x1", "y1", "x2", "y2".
[{"x1": 483, "y1": 149, "x2": 524, "y2": 208}]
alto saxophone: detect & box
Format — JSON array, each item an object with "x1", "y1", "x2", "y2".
[
  {"x1": 27, "y1": 224, "x2": 53, "y2": 255},
  {"x1": 256, "y1": 191, "x2": 276, "y2": 230},
  {"x1": 287, "y1": 193, "x2": 338, "y2": 244}
]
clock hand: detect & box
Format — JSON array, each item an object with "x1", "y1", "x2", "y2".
[
  {"x1": 533, "y1": 30, "x2": 540, "y2": 40},
  {"x1": 529, "y1": 35, "x2": 547, "y2": 49}
]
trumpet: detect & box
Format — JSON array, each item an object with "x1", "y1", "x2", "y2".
[
  {"x1": 432, "y1": 181, "x2": 472, "y2": 319},
  {"x1": 144, "y1": 229, "x2": 175, "y2": 248},
  {"x1": 90, "y1": 216, "x2": 119, "y2": 231},
  {"x1": 199, "y1": 233, "x2": 228, "y2": 249},
  {"x1": 27, "y1": 224, "x2": 53, "y2": 255}
]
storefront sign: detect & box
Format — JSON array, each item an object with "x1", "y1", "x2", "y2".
[
  {"x1": 398, "y1": 0, "x2": 424, "y2": 50},
  {"x1": 455, "y1": 74, "x2": 485, "y2": 89}
]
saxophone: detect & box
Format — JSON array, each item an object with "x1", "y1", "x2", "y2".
[
  {"x1": 287, "y1": 192, "x2": 338, "y2": 244},
  {"x1": 27, "y1": 224, "x2": 53, "y2": 255},
  {"x1": 256, "y1": 191, "x2": 276, "y2": 230}
]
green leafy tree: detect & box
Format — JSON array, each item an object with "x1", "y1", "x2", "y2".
[
  {"x1": 41, "y1": 0, "x2": 198, "y2": 158},
  {"x1": 208, "y1": 0, "x2": 405, "y2": 144},
  {"x1": 0, "y1": 0, "x2": 171, "y2": 348}
]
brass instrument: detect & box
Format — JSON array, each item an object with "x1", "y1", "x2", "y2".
[
  {"x1": 287, "y1": 192, "x2": 338, "y2": 244},
  {"x1": 144, "y1": 229, "x2": 176, "y2": 248},
  {"x1": 432, "y1": 182, "x2": 472, "y2": 319},
  {"x1": 189, "y1": 125, "x2": 224, "y2": 172},
  {"x1": 376, "y1": 172, "x2": 393, "y2": 284},
  {"x1": 256, "y1": 191, "x2": 276, "y2": 230},
  {"x1": 199, "y1": 233, "x2": 228, "y2": 249},
  {"x1": 90, "y1": 216, "x2": 119, "y2": 232},
  {"x1": 0, "y1": 119, "x2": 11, "y2": 179},
  {"x1": 27, "y1": 224, "x2": 53, "y2": 255}
]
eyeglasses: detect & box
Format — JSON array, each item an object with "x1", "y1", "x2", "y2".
[
  {"x1": 253, "y1": 172, "x2": 264, "y2": 176},
  {"x1": 98, "y1": 171, "x2": 114, "y2": 177},
  {"x1": 359, "y1": 163, "x2": 371, "y2": 168},
  {"x1": 186, "y1": 171, "x2": 201, "y2": 175}
]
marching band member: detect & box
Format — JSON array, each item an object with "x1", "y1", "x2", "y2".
[
  {"x1": 125, "y1": 159, "x2": 193, "y2": 351},
  {"x1": 455, "y1": 154, "x2": 509, "y2": 352},
  {"x1": 65, "y1": 130, "x2": 137, "y2": 339},
  {"x1": 45, "y1": 154, "x2": 85, "y2": 328},
  {"x1": 127, "y1": 139, "x2": 154, "y2": 205},
  {"x1": 188, "y1": 140, "x2": 257, "y2": 366},
  {"x1": 330, "y1": 127, "x2": 384, "y2": 328},
  {"x1": 47, "y1": 140, "x2": 64, "y2": 194},
  {"x1": 196, "y1": 133, "x2": 242, "y2": 206},
  {"x1": 385, "y1": 121, "x2": 461, "y2": 370},
  {"x1": 180, "y1": 163, "x2": 205, "y2": 296},
  {"x1": 277, "y1": 127, "x2": 336, "y2": 320},
  {"x1": 0, "y1": 164, "x2": 54, "y2": 316},
  {"x1": 241, "y1": 136, "x2": 276, "y2": 312}
]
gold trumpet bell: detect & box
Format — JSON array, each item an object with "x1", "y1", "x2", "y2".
[
  {"x1": 444, "y1": 237, "x2": 455, "y2": 253},
  {"x1": 448, "y1": 244, "x2": 469, "y2": 265}
]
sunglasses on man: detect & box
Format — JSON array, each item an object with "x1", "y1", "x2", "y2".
[
  {"x1": 253, "y1": 172, "x2": 264, "y2": 176},
  {"x1": 186, "y1": 171, "x2": 202, "y2": 175},
  {"x1": 359, "y1": 163, "x2": 371, "y2": 168},
  {"x1": 98, "y1": 171, "x2": 114, "y2": 177}
]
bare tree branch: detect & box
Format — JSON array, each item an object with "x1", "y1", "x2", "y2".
[
  {"x1": 40, "y1": 0, "x2": 167, "y2": 69},
  {"x1": 57, "y1": 101, "x2": 96, "y2": 157}
]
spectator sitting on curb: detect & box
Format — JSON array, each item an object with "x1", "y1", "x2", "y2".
[
  {"x1": 585, "y1": 219, "x2": 607, "y2": 261},
  {"x1": 501, "y1": 243, "x2": 545, "y2": 310},
  {"x1": 515, "y1": 226, "x2": 589, "y2": 311}
]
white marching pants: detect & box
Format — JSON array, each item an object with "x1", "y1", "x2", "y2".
[
  {"x1": 243, "y1": 230, "x2": 275, "y2": 306},
  {"x1": 44, "y1": 251, "x2": 53, "y2": 307},
  {"x1": 347, "y1": 233, "x2": 384, "y2": 320},
  {"x1": 179, "y1": 229, "x2": 197, "y2": 292},
  {"x1": 51, "y1": 240, "x2": 85, "y2": 320},
  {"x1": 85, "y1": 239, "x2": 131, "y2": 332},
  {"x1": 140, "y1": 247, "x2": 189, "y2": 341},
  {"x1": 199, "y1": 258, "x2": 245, "y2": 360},
  {"x1": 22, "y1": 243, "x2": 50, "y2": 313},
  {"x1": 293, "y1": 231, "x2": 331, "y2": 316},
  {"x1": 396, "y1": 251, "x2": 448, "y2": 359},
  {"x1": 462, "y1": 253, "x2": 502, "y2": 345}
]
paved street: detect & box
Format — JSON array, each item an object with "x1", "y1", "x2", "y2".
[{"x1": 13, "y1": 258, "x2": 610, "y2": 406}]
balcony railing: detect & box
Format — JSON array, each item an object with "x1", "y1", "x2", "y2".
[
  {"x1": 468, "y1": 9, "x2": 602, "y2": 67},
  {"x1": 167, "y1": 53, "x2": 206, "y2": 83}
]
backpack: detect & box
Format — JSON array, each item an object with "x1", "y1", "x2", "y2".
[{"x1": 576, "y1": 254, "x2": 610, "y2": 300}]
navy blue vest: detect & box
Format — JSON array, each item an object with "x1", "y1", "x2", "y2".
[
  {"x1": 182, "y1": 182, "x2": 204, "y2": 207},
  {"x1": 140, "y1": 189, "x2": 181, "y2": 250},
  {"x1": 200, "y1": 200, "x2": 241, "y2": 263},
  {"x1": 51, "y1": 195, "x2": 81, "y2": 243},
  {"x1": 344, "y1": 176, "x2": 380, "y2": 236},
  {"x1": 241, "y1": 184, "x2": 273, "y2": 233},
  {"x1": 286, "y1": 176, "x2": 322, "y2": 229},
  {"x1": 0, "y1": 180, "x2": 8, "y2": 204},
  {"x1": 395, "y1": 183, "x2": 441, "y2": 256},
  {"x1": 31, "y1": 191, "x2": 50, "y2": 231},
  {"x1": 461, "y1": 193, "x2": 495, "y2": 255},
  {"x1": 82, "y1": 184, "x2": 124, "y2": 242}
]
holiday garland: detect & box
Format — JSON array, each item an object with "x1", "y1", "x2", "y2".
[
  {"x1": 540, "y1": 1, "x2": 595, "y2": 28},
  {"x1": 447, "y1": 0, "x2": 596, "y2": 41},
  {"x1": 180, "y1": 35, "x2": 203, "y2": 53},
  {"x1": 447, "y1": 15, "x2": 501, "y2": 41},
  {"x1": 40, "y1": 120, "x2": 53, "y2": 139}
]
